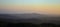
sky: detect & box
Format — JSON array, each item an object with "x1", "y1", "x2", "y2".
[{"x1": 0, "y1": 0, "x2": 60, "y2": 15}]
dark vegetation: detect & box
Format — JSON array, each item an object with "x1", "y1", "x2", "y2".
[
  {"x1": 0, "y1": 22, "x2": 60, "y2": 27},
  {"x1": 0, "y1": 14, "x2": 60, "y2": 27}
]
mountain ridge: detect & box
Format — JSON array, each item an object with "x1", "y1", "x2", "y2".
[{"x1": 0, "y1": 13, "x2": 60, "y2": 24}]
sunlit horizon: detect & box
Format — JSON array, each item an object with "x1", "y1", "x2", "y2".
[{"x1": 0, "y1": 0, "x2": 60, "y2": 15}]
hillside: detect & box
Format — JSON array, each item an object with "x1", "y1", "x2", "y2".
[{"x1": 0, "y1": 13, "x2": 60, "y2": 24}]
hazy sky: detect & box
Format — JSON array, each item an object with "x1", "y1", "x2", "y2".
[{"x1": 0, "y1": 0, "x2": 60, "y2": 15}]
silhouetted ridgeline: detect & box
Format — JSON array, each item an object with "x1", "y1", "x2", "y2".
[{"x1": 0, "y1": 14, "x2": 60, "y2": 27}]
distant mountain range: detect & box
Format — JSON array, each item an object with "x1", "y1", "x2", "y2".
[{"x1": 0, "y1": 13, "x2": 60, "y2": 24}]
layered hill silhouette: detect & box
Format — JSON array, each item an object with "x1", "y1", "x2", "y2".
[{"x1": 0, "y1": 13, "x2": 60, "y2": 24}]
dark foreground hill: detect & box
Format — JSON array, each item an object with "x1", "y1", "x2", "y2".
[{"x1": 0, "y1": 14, "x2": 60, "y2": 27}]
